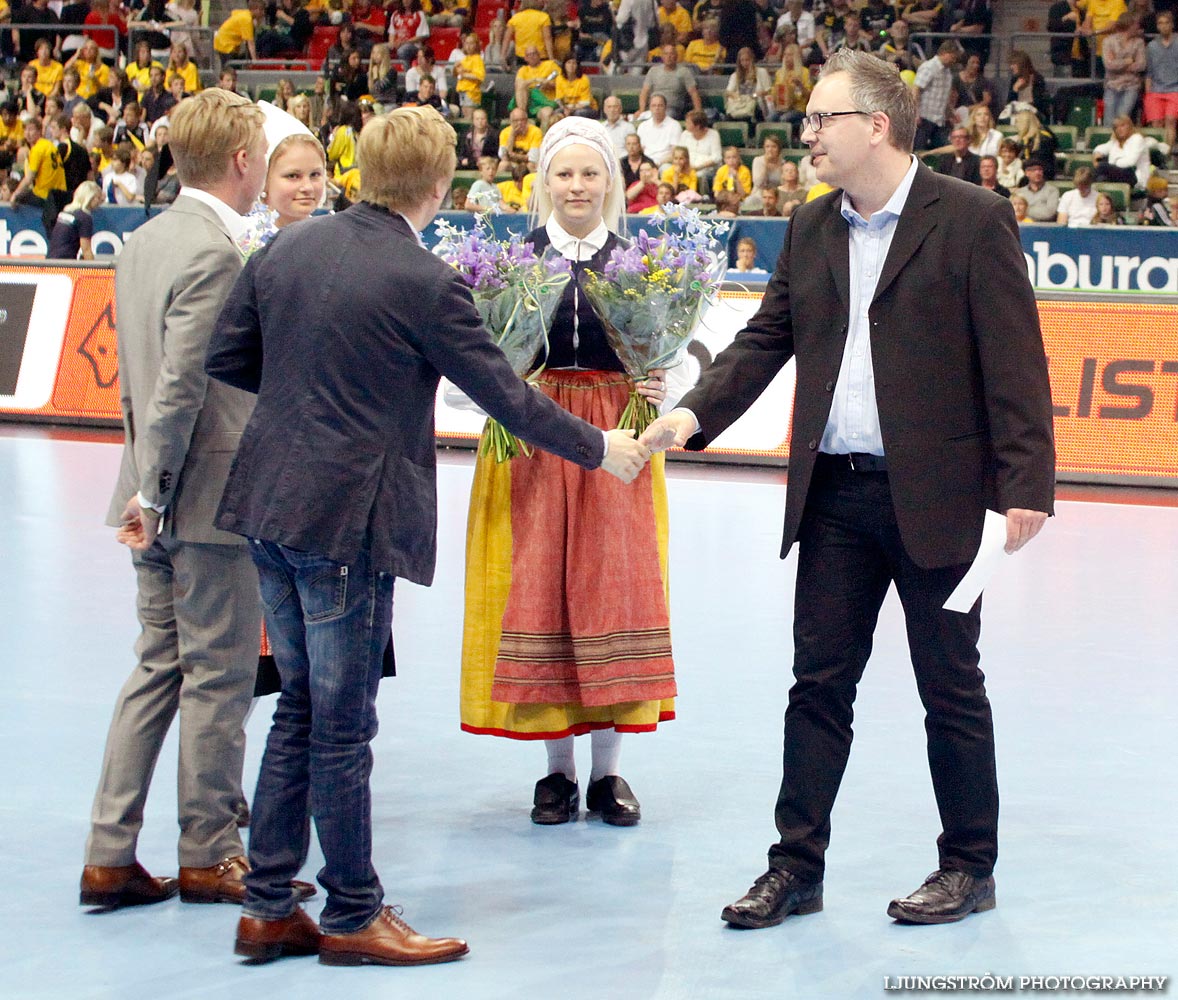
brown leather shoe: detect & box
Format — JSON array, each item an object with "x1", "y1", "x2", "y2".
[
  {"x1": 318, "y1": 906, "x2": 469, "y2": 967},
  {"x1": 179, "y1": 855, "x2": 316, "y2": 904},
  {"x1": 80, "y1": 861, "x2": 179, "y2": 908},
  {"x1": 235, "y1": 906, "x2": 321, "y2": 963}
]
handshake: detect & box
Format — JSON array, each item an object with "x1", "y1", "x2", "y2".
[{"x1": 600, "y1": 412, "x2": 697, "y2": 485}]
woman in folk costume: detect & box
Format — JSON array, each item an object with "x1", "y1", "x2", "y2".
[{"x1": 460, "y1": 116, "x2": 677, "y2": 827}]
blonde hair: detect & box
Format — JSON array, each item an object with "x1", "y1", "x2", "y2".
[
  {"x1": 965, "y1": 103, "x2": 992, "y2": 149},
  {"x1": 169, "y1": 88, "x2": 266, "y2": 188},
  {"x1": 358, "y1": 106, "x2": 456, "y2": 212},
  {"x1": 368, "y1": 43, "x2": 392, "y2": 86},
  {"x1": 268, "y1": 133, "x2": 326, "y2": 175},
  {"x1": 1013, "y1": 109, "x2": 1043, "y2": 152},
  {"x1": 64, "y1": 179, "x2": 102, "y2": 213},
  {"x1": 288, "y1": 93, "x2": 312, "y2": 125}
]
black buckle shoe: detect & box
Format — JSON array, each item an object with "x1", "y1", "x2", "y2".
[
  {"x1": 887, "y1": 870, "x2": 996, "y2": 924},
  {"x1": 721, "y1": 868, "x2": 824, "y2": 929},
  {"x1": 531, "y1": 773, "x2": 579, "y2": 825},
  {"x1": 585, "y1": 775, "x2": 641, "y2": 827}
]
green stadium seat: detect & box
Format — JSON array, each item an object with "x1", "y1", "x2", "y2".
[
  {"x1": 716, "y1": 121, "x2": 749, "y2": 148},
  {"x1": 1084, "y1": 126, "x2": 1113, "y2": 151},
  {"x1": 1065, "y1": 97, "x2": 1098, "y2": 130},
  {"x1": 616, "y1": 91, "x2": 640, "y2": 114},
  {"x1": 754, "y1": 122, "x2": 792, "y2": 148},
  {"x1": 1052, "y1": 125, "x2": 1078, "y2": 151}
]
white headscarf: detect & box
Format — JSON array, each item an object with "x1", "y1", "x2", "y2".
[
  {"x1": 258, "y1": 100, "x2": 316, "y2": 164},
  {"x1": 538, "y1": 116, "x2": 618, "y2": 183}
]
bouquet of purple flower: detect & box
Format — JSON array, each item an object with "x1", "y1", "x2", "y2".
[
  {"x1": 434, "y1": 216, "x2": 572, "y2": 461},
  {"x1": 581, "y1": 206, "x2": 728, "y2": 433}
]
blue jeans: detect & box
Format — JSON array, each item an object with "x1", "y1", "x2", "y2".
[
  {"x1": 243, "y1": 539, "x2": 394, "y2": 933},
  {"x1": 1103, "y1": 86, "x2": 1139, "y2": 125}
]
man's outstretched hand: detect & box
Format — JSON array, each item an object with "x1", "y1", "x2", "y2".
[{"x1": 638, "y1": 411, "x2": 696, "y2": 453}]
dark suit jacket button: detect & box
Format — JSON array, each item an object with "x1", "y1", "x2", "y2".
[
  {"x1": 825, "y1": 381, "x2": 834, "y2": 392},
  {"x1": 577, "y1": 444, "x2": 589, "y2": 457},
  {"x1": 807, "y1": 439, "x2": 817, "y2": 450}
]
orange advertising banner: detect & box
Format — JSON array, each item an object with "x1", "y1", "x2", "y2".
[
  {"x1": 0, "y1": 263, "x2": 121, "y2": 423},
  {"x1": 1, "y1": 264, "x2": 1177, "y2": 485},
  {"x1": 1039, "y1": 299, "x2": 1178, "y2": 482}
]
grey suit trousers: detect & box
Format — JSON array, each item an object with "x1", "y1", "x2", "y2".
[{"x1": 85, "y1": 535, "x2": 260, "y2": 868}]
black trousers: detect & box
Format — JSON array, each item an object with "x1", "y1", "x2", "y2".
[{"x1": 768, "y1": 456, "x2": 998, "y2": 882}]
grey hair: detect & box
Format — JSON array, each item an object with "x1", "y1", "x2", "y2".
[{"x1": 820, "y1": 50, "x2": 916, "y2": 153}]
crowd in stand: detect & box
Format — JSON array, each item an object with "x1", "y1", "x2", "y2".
[{"x1": 0, "y1": 0, "x2": 1175, "y2": 240}]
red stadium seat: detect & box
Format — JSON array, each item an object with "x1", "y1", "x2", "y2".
[
  {"x1": 431, "y1": 25, "x2": 461, "y2": 60},
  {"x1": 307, "y1": 25, "x2": 339, "y2": 69},
  {"x1": 474, "y1": 0, "x2": 507, "y2": 32}
]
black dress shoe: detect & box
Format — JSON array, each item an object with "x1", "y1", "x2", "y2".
[
  {"x1": 531, "y1": 773, "x2": 579, "y2": 825},
  {"x1": 585, "y1": 775, "x2": 641, "y2": 827},
  {"x1": 887, "y1": 870, "x2": 996, "y2": 924},
  {"x1": 721, "y1": 868, "x2": 823, "y2": 929}
]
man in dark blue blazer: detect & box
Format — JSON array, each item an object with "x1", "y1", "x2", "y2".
[
  {"x1": 207, "y1": 106, "x2": 649, "y2": 968},
  {"x1": 641, "y1": 52, "x2": 1055, "y2": 929}
]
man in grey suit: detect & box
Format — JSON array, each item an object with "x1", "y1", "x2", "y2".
[{"x1": 81, "y1": 89, "x2": 313, "y2": 910}]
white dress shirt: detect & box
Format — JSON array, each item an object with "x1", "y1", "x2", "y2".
[
  {"x1": 820, "y1": 154, "x2": 920, "y2": 457},
  {"x1": 177, "y1": 186, "x2": 249, "y2": 242}
]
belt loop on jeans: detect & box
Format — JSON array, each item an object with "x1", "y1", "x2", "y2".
[{"x1": 818, "y1": 452, "x2": 888, "y2": 473}]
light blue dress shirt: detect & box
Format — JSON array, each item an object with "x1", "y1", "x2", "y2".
[{"x1": 820, "y1": 155, "x2": 919, "y2": 458}]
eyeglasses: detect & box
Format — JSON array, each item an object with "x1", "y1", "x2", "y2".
[{"x1": 801, "y1": 110, "x2": 874, "y2": 133}]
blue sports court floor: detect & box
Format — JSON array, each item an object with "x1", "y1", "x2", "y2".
[{"x1": 1, "y1": 428, "x2": 1175, "y2": 999}]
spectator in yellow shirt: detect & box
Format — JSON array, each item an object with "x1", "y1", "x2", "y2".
[
  {"x1": 12, "y1": 116, "x2": 68, "y2": 229},
  {"x1": 454, "y1": 32, "x2": 487, "y2": 114},
  {"x1": 555, "y1": 56, "x2": 596, "y2": 117},
  {"x1": 126, "y1": 40, "x2": 162, "y2": 94},
  {"x1": 496, "y1": 161, "x2": 535, "y2": 211},
  {"x1": 659, "y1": 145, "x2": 699, "y2": 191},
  {"x1": 649, "y1": 25, "x2": 687, "y2": 63},
  {"x1": 712, "y1": 145, "x2": 752, "y2": 202},
  {"x1": 0, "y1": 101, "x2": 26, "y2": 147},
  {"x1": 684, "y1": 19, "x2": 725, "y2": 73},
  {"x1": 165, "y1": 41, "x2": 202, "y2": 93},
  {"x1": 214, "y1": 0, "x2": 264, "y2": 64},
  {"x1": 326, "y1": 101, "x2": 361, "y2": 182},
  {"x1": 66, "y1": 38, "x2": 111, "y2": 102},
  {"x1": 498, "y1": 105, "x2": 543, "y2": 170},
  {"x1": 501, "y1": 0, "x2": 553, "y2": 67},
  {"x1": 657, "y1": 0, "x2": 693, "y2": 44},
  {"x1": 1081, "y1": 0, "x2": 1128, "y2": 60},
  {"x1": 513, "y1": 44, "x2": 560, "y2": 125},
  {"x1": 30, "y1": 39, "x2": 63, "y2": 97}
]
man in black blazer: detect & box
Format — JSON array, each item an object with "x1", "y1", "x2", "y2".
[
  {"x1": 642, "y1": 51, "x2": 1055, "y2": 928},
  {"x1": 207, "y1": 106, "x2": 649, "y2": 967},
  {"x1": 936, "y1": 125, "x2": 982, "y2": 184}
]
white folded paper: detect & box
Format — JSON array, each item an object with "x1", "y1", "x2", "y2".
[{"x1": 943, "y1": 509, "x2": 1009, "y2": 613}]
